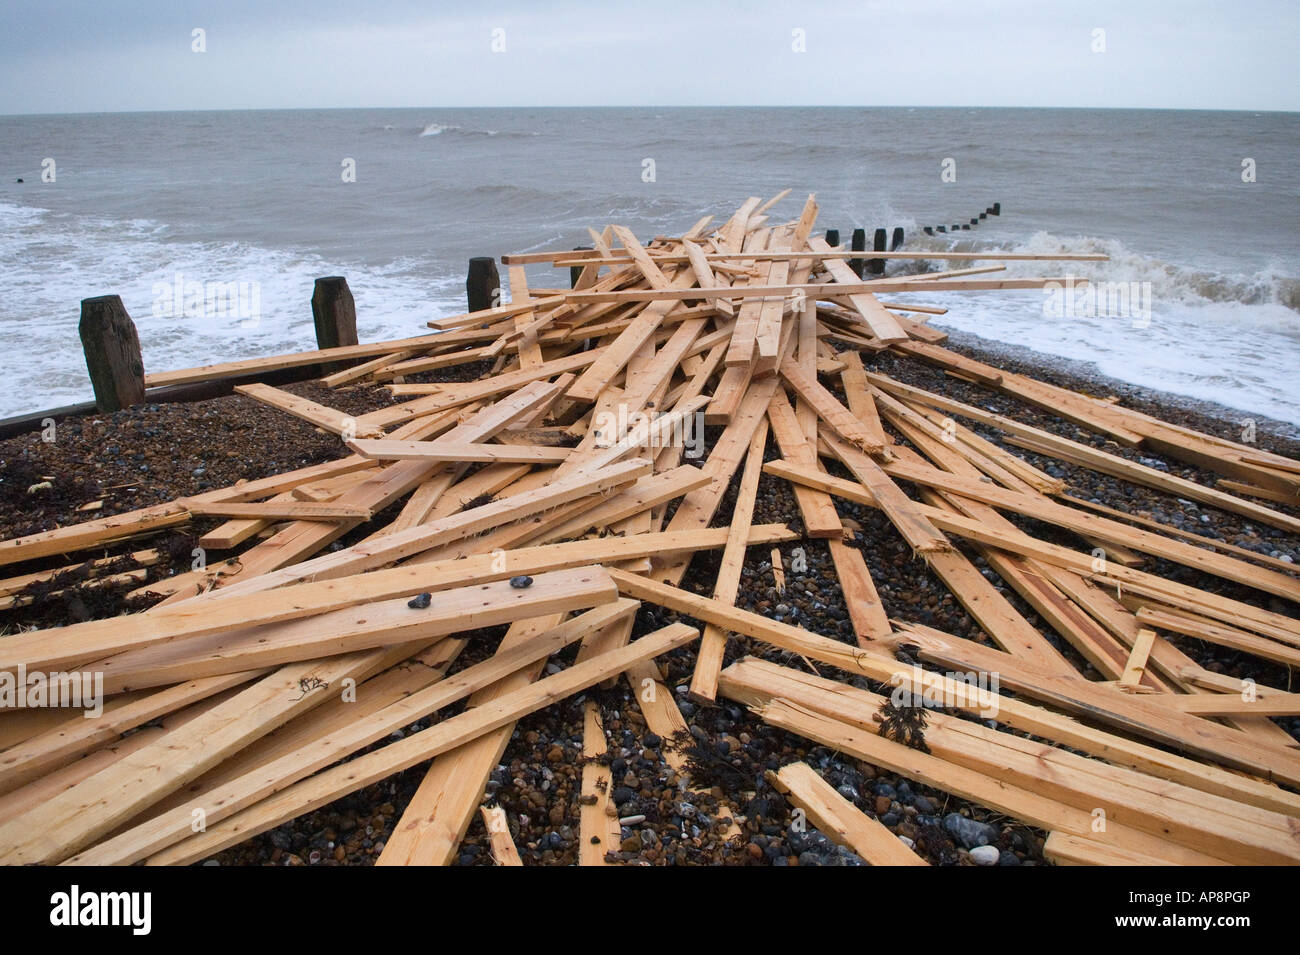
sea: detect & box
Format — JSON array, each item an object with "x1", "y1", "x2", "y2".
[{"x1": 0, "y1": 107, "x2": 1296, "y2": 426}]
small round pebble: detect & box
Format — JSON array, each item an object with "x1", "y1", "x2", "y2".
[{"x1": 969, "y1": 845, "x2": 1000, "y2": 866}]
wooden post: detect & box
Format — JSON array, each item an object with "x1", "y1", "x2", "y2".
[
  {"x1": 990, "y1": 202, "x2": 1001, "y2": 216},
  {"x1": 923, "y1": 226, "x2": 934, "y2": 236},
  {"x1": 311, "y1": 277, "x2": 358, "y2": 375},
  {"x1": 936, "y1": 226, "x2": 946, "y2": 233},
  {"x1": 869, "y1": 228, "x2": 887, "y2": 274},
  {"x1": 825, "y1": 229, "x2": 840, "y2": 248},
  {"x1": 849, "y1": 228, "x2": 866, "y2": 277},
  {"x1": 79, "y1": 295, "x2": 145, "y2": 413},
  {"x1": 891, "y1": 227, "x2": 905, "y2": 251},
  {"x1": 467, "y1": 257, "x2": 500, "y2": 313},
  {"x1": 570, "y1": 246, "x2": 592, "y2": 289}
]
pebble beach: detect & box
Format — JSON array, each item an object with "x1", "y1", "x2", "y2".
[{"x1": 1, "y1": 334, "x2": 1296, "y2": 867}]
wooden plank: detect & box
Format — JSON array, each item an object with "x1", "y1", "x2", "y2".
[
  {"x1": 0, "y1": 670, "x2": 260, "y2": 795},
  {"x1": 823, "y1": 436, "x2": 951, "y2": 555},
  {"x1": 780, "y1": 357, "x2": 887, "y2": 457},
  {"x1": 480, "y1": 804, "x2": 524, "y2": 865},
  {"x1": 92, "y1": 567, "x2": 619, "y2": 688},
  {"x1": 578, "y1": 701, "x2": 620, "y2": 865},
  {"x1": 0, "y1": 548, "x2": 160, "y2": 599},
  {"x1": 879, "y1": 455, "x2": 1300, "y2": 602},
  {"x1": 611, "y1": 225, "x2": 672, "y2": 289},
  {"x1": 346, "y1": 440, "x2": 570, "y2": 464},
  {"x1": 425, "y1": 295, "x2": 568, "y2": 331},
  {"x1": 806, "y1": 236, "x2": 907, "y2": 342},
  {"x1": 689, "y1": 418, "x2": 769, "y2": 702},
  {"x1": 1120, "y1": 628, "x2": 1157, "y2": 688},
  {"x1": 143, "y1": 333, "x2": 454, "y2": 389},
  {"x1": 754, "y1": 695, "x2": 1228, "y2": 865},
  {"x1": 187, "y1": 501, "x2": 372, "y2": 521},
  {"x1": 0, "y1": 649, "x2": 390, "y2": 863},
  {"x1": 1044, "y1": 831, "x2": 1180, "y2": 867},
  {"x1": 725, "y1": 667, "x2": 1259, "y2": 865},
  {"x1": 732, "y1": 657, "x2": 1300, "y2": 862},
  {"x1": 506, "y1": 264, "x2": 545, "y2": 370},
  {"x1": 837, "y1": 350, "x2": 887, "y2": 449},
  {"x1": 770, "y1": 456, "x2": 1300, "y2": 644},
  {"x1": 563, "y1": 277, "x2": 1076, "y2": 307},
  {"x1": 768, "y1": 761, "x2": 926, "y2": 865},
  {"x1": 319, "y1": 348, "x2": 416, "y2": 388},
  {"x1": 766, "y1": 388, "x2": 843, "y2": 538},
  {"x1": 610, "y1": 565, "x2": 1299, "y2": 814},
  {"x1": 358, "y1": 351, "x2": 598, "y2": 429},
  {"x1": 530, "y1": 249, "x2": 1112, "y2": 267},
  {"x1": 895, "y1": 620, "x2": 1300, "y2": 788},
  {"x1": 117, "y1": 623, "x2": 701, "y2": 866},
  {"x1": 69, "y1": 603, "x2": 643, "y2": 866},
  {"x1": 826, "y1": 539, "x2": 892, "y2": 642},
  {"x1": 652, "y1": 375, "x2": 783, "y2": 585},
  {"x1": 0, "y1": 502, "x2": 192, "y2": 569},
  {"x1": 377, "y1": 612, "x2": 569, "y2": 866},
  {"x1": 1134, "y1": 606, "x2": 1300, "y2": 669},
  {"x1": 234, "y1": 382, "x2": 383, "y2": 438}
]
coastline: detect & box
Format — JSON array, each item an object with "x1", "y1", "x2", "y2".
[{"x1": 939, "y1": 328, "x2": 1300, "y2": 447}]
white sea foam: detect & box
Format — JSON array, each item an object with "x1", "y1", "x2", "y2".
[
  {"x1": 902, "y1": 232, "x2": 1300, "y2": 425},
  {"x1": 0, "y1": 201, "x2": 464, "y2": 417}
]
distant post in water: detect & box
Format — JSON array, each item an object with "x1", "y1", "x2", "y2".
[
  {"x1": 869, "y1": 228, "x2": 887, "y2": 274},
  {"x1": 849, "y1": 228, "x2": 866, "y2": 277},
  {"x1": 79, "y1": 295, "x2": 145, "y2": 413},
  {"x1": 825, "y1": 229, "x2": 840, "y2": 247},
  {"x1": 467, "y1": 257, "x2": 500, "y2": 313},
  {"x1": 311, "y1": 277, "x2": 358, "y2": 374},
  {"x1": 891, "y1": 227, "x2": 905, "y2": 250}
]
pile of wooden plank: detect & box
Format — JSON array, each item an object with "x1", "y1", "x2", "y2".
[{"x1": 1, "y1": 191, "x2": 1299, "y2": 867}]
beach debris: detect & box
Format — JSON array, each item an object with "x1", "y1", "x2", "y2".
[{"x1": 0, "y1": 190, "x2": 1297, "y2": 869}]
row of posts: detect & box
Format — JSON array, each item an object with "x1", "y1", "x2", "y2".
[
  {"x1": 76, "y1": 277, "x2": 358, "y2": 413},
  {"x1": 921, "y1": 202, "x2": 1001, "y2": 235}
]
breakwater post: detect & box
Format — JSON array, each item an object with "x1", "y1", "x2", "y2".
[
  {"x1": 79, "y1": 295, "x2": 145, "y2": 413},
  {"x1": 311, "y1": 277, "x2": 358, "y2": 374},
  {"x1": 467, "y1": 257, "x2": 500, "y2": 313}
]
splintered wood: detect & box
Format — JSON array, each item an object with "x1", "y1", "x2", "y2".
[{"x1": 2, "y1": 191, "x2": 1298, "y2": 867}]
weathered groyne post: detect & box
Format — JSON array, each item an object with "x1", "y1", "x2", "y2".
[
  {"x1": 869, "y1": 228, "x2": 887, "y2": 274},
  {"x1": 467, "y1": 257, "x2": 500, "y2": 312},
  {"x1": 570, "y1": 246, "x2": 592, "y2": 289},
  {"x1": 79, "y1": 295, "x2": 145, "y2": 412},
  {"x1": 311, "y1": 277, "x2": 358, "y2": 374},
  {"x1": 849, "y1": 228, "x2": 866, "y2": 277}
]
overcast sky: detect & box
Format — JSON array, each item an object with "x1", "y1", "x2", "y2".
[{"x1": 2, "y1": 0, "x2": 1296, "y2": 114}]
